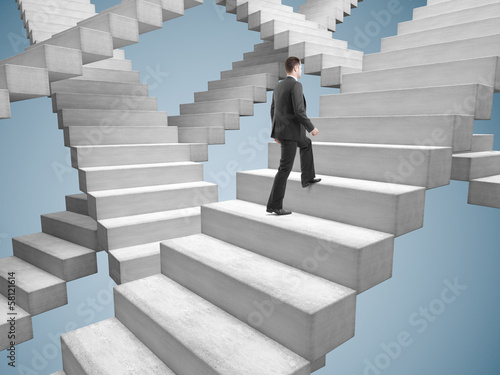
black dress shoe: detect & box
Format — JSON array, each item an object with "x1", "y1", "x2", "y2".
[
  {"x1": 266, "y1": 208, "x2": 292, "y2": 215},
  {"x1": 302, "y1": 178, "x2": 322, "y2": 188}
]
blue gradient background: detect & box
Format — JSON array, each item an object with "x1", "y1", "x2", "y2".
[{"x1": 0, "y1": 0, "x2": 499, "y2": 374}]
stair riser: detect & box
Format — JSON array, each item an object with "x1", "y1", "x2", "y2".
[
  {"x1": 221, "y1": 63, "x2": 286, "y2": 79},
  {"x1": 168, "y1": 113, "x2": 240, "y2": 130},
  {"x1": 310, "y1": 115, "x2": 473, "y2": 152},
  {"x1": 51, "y1": 81, "x2": 148, "y2": 97},
  {"x1": 273, "y1": 31, "x2": 347, "y2": 50},
  {"x1": 65, "y1": 195, "x2": 89, "y2": 216},
  {"x1": 88, "y1": 185, "x2": 218, "y2": 220},
  {"x1": 109, "y1": 248, "x2": 160, "y2": 285},
  {"x1": 237, "y1": 172, "x2": 425, "y2": 236},
  {"x1": 208, "y1": 74, "x2": 279, "y2": 91},
  {"x1": 85, "y1": 59, "x2": 133, "y2": 71},
  {"x1": 304, "y1": 55, "x2": 362, "y2": 75},
  {"x1": 20, "y1": 1, "x2": 95, "y2": 14},
  {"x1": 468, "y1": 179, "x2": 500, "y2": 209},
  {"x1": 12, "y1": 239, "x2": 97, "y2": 282},
  {"x1": 289, "y1": 42, "x2": 363, "y2": 60},
  {"x1": 268, "y1": 142, "x2": 452, "y2": 188},
  {"x1": 161, "y1": 242, "x2": 356, "y2": 361},
  {"x1": 0, "y1": 65, "x2": 50, "y2": 102},
  {"x1": 398, "y1": 3, "x2": 500, "y2": 35},
  {"x1": 61, "y1": 340, "x2": 87, "y2": 375},
  {"x1": 52, "y1": 94, "x2": 157, "y2": 112},
  {"x1": 260, "y1": 21, "x2": 332, "y2": 41},
  {"x1": 71, "y1": 144, "x2": 207, "y2": 168},
  {"x1": 320, "y1": 85, "x2": 494, "y2": 120},
  {"x1": 382, "y1": 17, "x2": 500, "y2": 52},
  {"x1": 195, "y1": 87, "x2": 267, "y2": 103},
  {"x1": 364, "y1": 35, "x2": 500, "y2": 72},
  {"x1": 80, "y1": 164, "x2": 203, "y2": 192},
  {"x1": 233, "y1": 53, "x2": 289, "y2": 69},
  {"x1": 235, "y1": 1, "x2": 291, "y2": 21},
  {"x1": 41, "y1": 216, "x2": 99, "y2": 251},
  {"x1": 341, "y1": 57, "x2": 500, "y2": 93},
  {"x1": 180, "y1": 100, "x2": 254, "y2": 116},
  {"x1": 201, "y1": 206, "x2": 394, "y2": 293},
  {"x1": 177, "y1": 127, "x2": 226, "y2": 145},
  {"x1": 0, "y1": 276, "x2": 67, "y2": 316},
  {"x1": 101, "y1": 0, "x2": 163, "y2": 34},
  {"x1": 73, "y1": 67, "x2": 140, "y2": 83},
  {"x1": 247, "y1": 10, "x2": 308, "y2": 31},
  {"x1": 0, "y1": 309, "x2": 32, "y2": 351},
  {"x1": 451, "y1": 155, "x2": 500, "y2": 180},
  {"x1": 58, "y1": 109, "x2": 167, "y2": 128},
  {"x1": 98, "y1": 211, "x2": 201, "y2": 250},
  {"x1": 64, "y1": 126, "x2": 176, "y2": 146}
]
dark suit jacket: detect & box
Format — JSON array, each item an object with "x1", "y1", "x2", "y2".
[{"x1": 270, "y1": 76, "x2": 315, "y2": 142}]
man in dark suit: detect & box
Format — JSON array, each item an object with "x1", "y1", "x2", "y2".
[{"x1": 266, "y1": 56, "x2": 321, "y2": 216}]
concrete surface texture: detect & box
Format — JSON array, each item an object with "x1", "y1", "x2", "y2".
[{"x1": 0, "y1": 0, "x2": 499, "y2": 374}]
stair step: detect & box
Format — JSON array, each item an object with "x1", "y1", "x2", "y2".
[
  {"x1": 273, "y1": 30, "x2": 348, "y2": 50},
  {"x1": 242, "y1": 46, "x2": 288, "y2": 60},
  {"x1": 0, "y1": 256, "x2": 67, "y2": 315},
  {"x1": 221, "y1": 62, "x2": 286, "y2": 79},
  {"x1": 413, "y1": 0, "x2": 499, "y2": 21},
  {"x1": 468, "y1": 174, "x2": 500, "y2": 209},
  {"x1": 79, "y1": 161, "x2": 203, "y2": 192},
  {"x1": 22, "y1": 10, "x2": 92, "y2": 29},
  {"x1": 28, "y1": 26, "x2": 114, "y2": 64},
  {"x1": 114, "y1": 274, "x2": 310, "y2": 374},
  {"x1": 0, "y1": 294, "x2": 32, "y2": 351},
  {"x1": 26, "y1": 21, "x2": 70, "y2": 40},
  {"x1": 202, "y1": 200, "x2": 394, "y2": 292},
  {"x1": 71, "y1": 143, "x2": 207, "y2": 168},
  {"x1": 61, "y1": 317, "x2": 175, "y2": 375},
  {"x1": 19, "y1": 0, "x2": 95, "y2": 14},
  {"x1": 382, "y1": 16, "x2": 500, "y2": 52},
  {"x1": 398, "y1": 2, "x2": 500, "y2": 35},
  {"x1": 72, "y1": 66, "x2": 141, "y2": 83},
  {"x1": 299, "y1": 0, "x2": 352, "y2": 15},
  {"x1": 320, "y1": 84, "x2": 494, "y2": 120},
  {"x1": 178, "y1": 126, "x2": 226, "y2": 144},
  {"x1": 0, "y1": 89, "x2": 10, "y2": 119},
  {"x1": 233, "y1": 0, "x2": 290, "y2": 20},
  {"x1": 180, "y1": 98, "x2": 254, "y2": 116},
  {"x1": 52, "y1": 92, "x2": 157, "y2": 112},
  {"x1": 65, "y1": 193, "x2": 88, "y2": 215},
  {"x1": 152, "y1": 0, "x2": 185, "y2": 22},
  {"x1": 51, "y1": 79, "x2": 148, "y2": 96},
  {"x1": 12, "y1": 232, "x2": 97, "y2": 282},
  {"x1": 304, "y1": 53, "x2": 362, "y2": 75},
  {"x1": 161, "y1": 233, "x2": 355, "y2": 361},
  {"x1": 58, "y1": 109, "x2": 167, "y2": 128},
  {"x1": 64, "y1": 125, "x2": 176, "y2": 147},
  {"x1": 41, "y1": 211, "x2": 99, "y2": 251},
  {"x1": 289, "y1": 41, "x2": 363, "y2": 60},
  {"x1": 85, "y1": 58, "x2": 133, "y2": 71},
  {"x1": 100, "y1": 0, "x2": 163, "y2": 34},
  {"x1": 87, "y1": 181, "x2": 218, "y2": 220},
  {"x1": 21, "y1": 5, "x2": 95, "y2": 22},
  {"x1": 98, "y1": 207, "x2": 201, "y2": 250},
  {"x1": 169, "y1": 112, "x2": 239, "y2": 130},
  {"x1": 471, "y1": 134, "x2": 495, "y2": 152},
  {"x1": 260, "y1": 19, "x2": 333, "y2": 41},
  {"x1": 195, "y1": 86, "x2": 267, "y2": 103},
  {"x1": 309, "y1": 115, "x2": 473, "y2": 152},
  {"x1": 364, "y1": 34, "x2": 500, "y2": 72},
  {"x1": 1, "y1": 44, "x2": 82, "y2": 82},
  {"x1": 0, "y1": 64, "x2": 50, "y2": 102},
  {"x1": 341, "y1": 57, "x2": 500, "y2": 93},
  {"x1": 109, "y1": 241, "x2": 161, "y2": 285},
  {"x1": 268, "y1": 141, "x2": 452, "y2": 188},
  {"x1": 237, "y1": 169, "x2": 425, "y2": 236},
  {"x1": 233, "y1": 52, "x2": 290, "y2": 69},
  {"x1": 208, "y1": 73, "x2": 279, "y2": 91},
  {"x1": 247, "y1": 9, "x2": 309, "y2": 31},
  {"x1": 451, "y1": 151, "x2": 500, "y2": 180}
]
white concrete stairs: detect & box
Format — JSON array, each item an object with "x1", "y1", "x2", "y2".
[
  {"x1": 174, "y1": 0, "x2": 364, "y2": 145},
  {"x1": 297, "y1": 0, "x2": 364, "y2": 32},
  {"x1": 1, "y1": 0, "x2": 201, "y2": 351}
]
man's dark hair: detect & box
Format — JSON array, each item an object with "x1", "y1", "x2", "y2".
[{"x1": 285, "y1": 56, "x2": 301, "y2": 73}]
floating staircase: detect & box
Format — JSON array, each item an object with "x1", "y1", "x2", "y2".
[{"x1": 1, "y1": 0, "x2": 499, "y2": 373}]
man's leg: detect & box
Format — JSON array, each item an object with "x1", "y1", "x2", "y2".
[
  {"x1": 267, "y1": 139, "x2": 297, "y2": 210},
  {"x1": 298, "y1": 137, "x2": 316, "y2": 185}
]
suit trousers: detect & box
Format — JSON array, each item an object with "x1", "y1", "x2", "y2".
[{"x1": 267, "y1": 137, "x2": 316, "y2": 210}]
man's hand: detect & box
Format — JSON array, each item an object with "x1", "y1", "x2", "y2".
[
  {"x1": 274, "y1": 138, "x2": 280, "y2": 144},
  {"x1": 311, "y1": 128, "x2": 319, "y2": 136}
]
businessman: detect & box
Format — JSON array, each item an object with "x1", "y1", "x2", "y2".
[{"x1": 266, "y1": 56, "x2": 321, "y2": 216}]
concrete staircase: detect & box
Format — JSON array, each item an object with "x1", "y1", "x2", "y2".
[
  {"x1": 297, "y1": 0, "x2": 363, "y2": 32},
  {"x1": 1, "y1": 0, "x2": 499, "y2": 373}
]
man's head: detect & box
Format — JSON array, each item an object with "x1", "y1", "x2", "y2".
[{"x1": 285, "y1": 56, "x2": 302, "y2": 79}]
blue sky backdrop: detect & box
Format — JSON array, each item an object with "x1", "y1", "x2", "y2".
[{"x1": 0, "y1": 0, "x2": 499, "y2": 374}]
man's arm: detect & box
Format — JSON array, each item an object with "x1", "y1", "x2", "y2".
[
  {"x1": 270, "y1": 92, "x2": 275, "y2": 121},
  {"x1": 291, "y1": 81, "x2": 316, "y2": 133}
]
